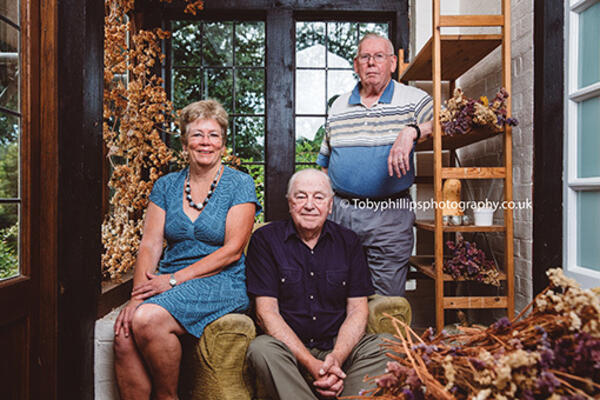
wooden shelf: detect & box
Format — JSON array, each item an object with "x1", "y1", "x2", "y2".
[
  {"x1": 415, "y1": 220, "x2": 506, "y2": 232},
  {"x1": 409, "y1": 255, "x2": 507, "y2": 281},
  {"x1": 399, "y1": 34, "x2": 502, "y2": 82},
  {"x1": 415, "y1": 126, "x2": 503, "y2": 152}
]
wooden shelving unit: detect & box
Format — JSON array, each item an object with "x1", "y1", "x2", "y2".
[{"x1": 400, "y1": 0, "x2": 515, "y2": 333}]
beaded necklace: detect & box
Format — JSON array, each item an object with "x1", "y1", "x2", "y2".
[{"x1": 185, "y1": 164, "x2": 223, "y2": 211}]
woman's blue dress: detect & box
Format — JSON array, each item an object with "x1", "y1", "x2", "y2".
[{"x1": 143, "y1": 166, "x2": 261, "y2": 338}]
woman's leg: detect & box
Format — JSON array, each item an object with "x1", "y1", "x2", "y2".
[
  {"x1": 132, "y1": 303, "x2": 186, "y2": 400},
  {"x1": 114, "y1": 329, "x2": 152, "y2": 400}
]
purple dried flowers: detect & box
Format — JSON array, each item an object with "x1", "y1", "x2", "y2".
[
  {"x1": 440, "y1": 87, "x2": 519, "y2": 136},
  {"x1": 442, "y1": 238, "x2": 501, "y2": 286}
]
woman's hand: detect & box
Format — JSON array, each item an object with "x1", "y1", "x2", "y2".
[
  {"x1": 130, "y1": 271, "x2": 172, "y2": 300},
  {"x1": 114, "y1": 297, "x2": 144, "y2": 338}
]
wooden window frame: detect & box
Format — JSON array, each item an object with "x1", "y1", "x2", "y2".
[{"x1": 98, "y1": 0, "x2": 409, "y2": 316}]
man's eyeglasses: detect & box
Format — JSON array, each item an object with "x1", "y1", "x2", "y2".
[{"x1": 356, "y1": 53, "x2": 393, "y2": 64}]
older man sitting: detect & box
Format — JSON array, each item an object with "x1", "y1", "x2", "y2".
[{"x1": 245, "y1": 168, "x2": 390, "y2": 399}]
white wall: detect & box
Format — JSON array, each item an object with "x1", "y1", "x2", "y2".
[
  {"x1": 409, "y1": 0, "x2": 535, "y2": 318},
  {"x1": 95, "y1": 307, "x2": 122, "y2": 400}
]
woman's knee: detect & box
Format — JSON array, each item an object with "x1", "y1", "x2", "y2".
[
  {"x1": 113, "y1": 333, "x2": 138, "y2": 361},
  {"x1": 132, "y1": 304, "x2": 166, "y2": 339}
]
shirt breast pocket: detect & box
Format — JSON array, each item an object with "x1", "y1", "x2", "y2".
[
  {"x1": 279, "y1": 268, "x2": 303, "y2": 302},
  {"x1": 325, "y1": 270, "x2": 349, "y2": 306}
]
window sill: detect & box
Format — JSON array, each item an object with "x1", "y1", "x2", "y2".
[{"x1": 97, "y1": 271, "x2": 134, "y2": 319}]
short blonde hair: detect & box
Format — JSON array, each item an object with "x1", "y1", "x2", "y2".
[{"x1": 179, "y1": 99, "x2": 228, "y2": 145}]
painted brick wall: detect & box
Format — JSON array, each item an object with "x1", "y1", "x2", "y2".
[
  {"x1": 95, "y1": 307, "x2": 122, "y2": 400},
  {"x1": 409, "y1": 0, "x2": 535, "y2": 325},
  {"x1": 455, "y1": 0, "x2": 534, "y2": 312}
]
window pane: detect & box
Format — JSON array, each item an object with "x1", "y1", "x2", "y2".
[
  {"x1": 578, "y1": 1, "x2": 600, "y2": 88},
  {"x1": 0, "y1": 202, "x2": 18, "y2": 280},
  {"x1": 359, "y1": 23, "x2": 389, "y2": 38},
  {"x1": 577, "y1": 191, "x2": 600, "y2": 272},
  {"x1": 172, "y1": 68, "x2": 202, "y2": 110},
  {"x1": 296, "y1": 22, "x2": 326, "y2": 68},
  {"x1": 296, "y1": 69, "x2": 325, "y2": 114},
  {"x1": 295, "y1": 117, "x2": 324, "y2": 163},
  {"x1": 235, "y1": 22, "x2": 265, "y2": 67},
  {"x1": 0, "y1": 20, "x2": 20, "y2": 112},
  {"x1": 203, "y1": 22, "x2": 233, "y2": 67},
  {"x1": 204, "y1": 68, "x2": 233, "y2": 111},
  {"x1": 234, "y1": 116, "x2": 264, "y2": 161},
  {"x1": 235, "y1": 69, "x2": 264, "y2": 114},
  {"x1": 327, "y1": 70, "x2": 356, "y2": 104},
  {"x1": 577, "y1": 96, "x2": 600, "y2": 178},
  {"x1": 0, "y1": 112, "x2": 18, "y2": 199},
  {"x1": 172, "y1": 21, "x2": 203, "y2": 67},
  {"x1": 327, "y1": 22, "x2": 358, "y2": 68}
]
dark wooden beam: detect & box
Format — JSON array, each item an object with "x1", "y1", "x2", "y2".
[
  {"x1": 57, "y1": 0, "x2": 104, "y2": 398},
  {"x1": 265, "y1": 8, "x2": 295, "y2": 221},
  {"x1": 532, "y1": 0, "x2": 564, "y2": 295},
  {"x1": 148, "y1": 0, "x2": 403, "y2": 12}
]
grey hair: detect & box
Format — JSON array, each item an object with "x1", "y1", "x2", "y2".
[
  {"x1": 357, "y1": 33, "x2": 395, "y2": 57},
  {"x1": 286, "y1": 168, "x2": 334, "y2": 198}
]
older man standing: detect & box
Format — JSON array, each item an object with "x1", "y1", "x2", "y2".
[
  {"x1": 245, "y1": 169, "x2": 390, "y2": 399},
  {"x1": 317, "y1": 33, "x2": 434, "y2": 296}
]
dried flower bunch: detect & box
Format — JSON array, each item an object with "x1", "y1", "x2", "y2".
[
  {"x1": 440, "y1": 88, "x2": 519, "y2": 136},
  {"x1": 102, "y1": 0, "x2": 203, "y2": 279},
  {"x1": 357, "y1": 268, "x2": 600, "y2": 400},
  {"x1": 441, "y1": 239, "x2": 501, "y2": 287}
]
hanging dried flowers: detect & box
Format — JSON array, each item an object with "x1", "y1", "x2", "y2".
[
  {"x1": 356, "y1": 268, "x2": 600, "y2": 400},
  {"x1": 440, "y1": 88, "x2": 519, "y2": 136},
  {"x1": 102, "y1": 0, "x2": 203, "y2": 280}
]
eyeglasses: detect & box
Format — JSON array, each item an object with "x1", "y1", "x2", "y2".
[
  {"x1": 356, "y1": 53, "x2": 393, "y2": 64},
  {"x1": 189, "y1": 131, "x2": 223, "y2": 142}
]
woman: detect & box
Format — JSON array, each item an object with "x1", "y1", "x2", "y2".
[{"x1": 113, "y1": 99, "x2": 260, "y2": 400}]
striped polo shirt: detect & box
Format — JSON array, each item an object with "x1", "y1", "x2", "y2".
[{"x1": 317, "y1": 80, "x2": 433, "y2": 198}]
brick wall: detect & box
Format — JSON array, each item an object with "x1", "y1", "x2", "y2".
[
  {"x1": 94, "y1": 307, "x2": 121, "y2": 400},
  {"x1": 409, "y1": 0, "x2": 535, "y2": 325},
  {"x1": 456, "y1": 0, "x2": 534, "y2": 312}
]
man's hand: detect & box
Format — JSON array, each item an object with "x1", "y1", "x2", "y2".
[
  {"x1": 312, "y1": 353, "x2": 346, "y2": 398},
  {"x1": 387, "y1": 125, "x2": 418, "y2": 178},
  {"x1": 130, "y1": 271, "x2": 172, "y2": 300}
]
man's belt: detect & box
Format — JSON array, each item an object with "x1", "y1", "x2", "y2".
[{"x1": 334, "y1": 188, "x2": 410, "y2": 202}]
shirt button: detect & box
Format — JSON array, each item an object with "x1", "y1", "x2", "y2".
[
  {"x1": 310, "y1": 250, "x2": 314, "y2": 254},
  {"x1": 310, "y1": 272, "x2": 314, "y2": 277},
  {"x1": 310, "y1": 338, "x2": 314, "y2": 343},
  {"x1": 281, "y1": 278, "x2": 285, "y2": 283},
  {"x1": 312, "y1": 316, "x2": 317, "y2": 321},
  {"x1": 309, "y1": 295, "x2": 314, "y2": 300},
  {"x1": 342, "y1": 281, "x2": 346, "y2": 286}
]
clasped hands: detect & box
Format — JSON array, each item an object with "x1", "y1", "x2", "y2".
[{"x1": 309, "y1": 353, "x2": 346, "y2": 398}]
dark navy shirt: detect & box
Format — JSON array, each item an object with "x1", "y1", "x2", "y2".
[{"x1": 246, "y1": 219, "x2": 374, "y2": 350}]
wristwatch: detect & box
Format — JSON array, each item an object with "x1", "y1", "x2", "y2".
[
  {"x1": 407, "y1": 123, "x2": 421, "y2": 141},
  {"x1": 168, "y1": 273, "x2": 177, "y2": 287}
]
